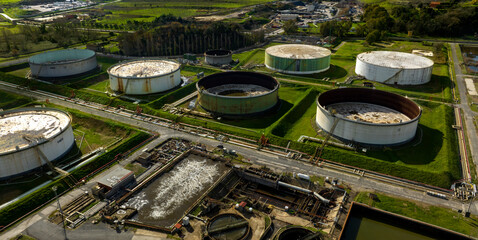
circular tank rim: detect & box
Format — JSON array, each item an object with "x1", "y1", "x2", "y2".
[
  {"x1": 0, "y1": 107, "x2": 72, "y2": 156},
  {"x1": 265, "y1": 44, "x2": 331, "y2": 59},
  {"x1": 29, "y1": 49, "x2": 96, "y2": 65},
  {"x1": 196, "y1": 71, "x2": 280, "y2": 99},
  {"x1": 356, "y1": 51, "x2": 434, "y2": 69},
  {"x1": 107, "y1": 59, "x2": 181, "y2": 79},
  {"x1": 276, "y1": 226, "x2": 317, "y2": 240},
  {"x1": 316, "y1": 88, "x2": 422, "y2": 127},
  {"x1": 205, "y1": 49, "x2": 232, "y2": 57},
  {"x1": 207, "y1": 213, "x2": 250, "y2": 240}
]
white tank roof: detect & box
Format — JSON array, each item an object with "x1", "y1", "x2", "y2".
[
  {"x1": 266, "y1": 44, "x2": 331, "y2": 59},
  {"x1": 0, "y1": 110, "x2": 70, "y2": 154},
  {"x1": 108, "y1": 60, "x2": 180, "y2": 78},
  {"x1": 357, "y1": 51, "x2": 434, "y2": 69}
]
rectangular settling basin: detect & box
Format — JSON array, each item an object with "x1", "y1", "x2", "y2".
[
  {"x1": 339, "y1": 202, "x2": 472, "y2": 240},
  {"x1": 123, "y1": 153, "x2": 228, "y2": 228}
]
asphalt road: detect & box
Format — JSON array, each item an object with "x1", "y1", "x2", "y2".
[{"x1": 450, "y1": 43, "x2": 478, "y2": 179}]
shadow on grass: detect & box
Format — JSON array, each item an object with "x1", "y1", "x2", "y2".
[
  {"x1": 382, "y1": 74, "x2": 449, "y2": 95},
  {"x1": 310, "y1": 64, "x2": 348, "y2": 80},
  {"x1": 220, "y1": 99, "x2": 293, "y2": 129},
  {"x1": 366, "y1": 124, "x2": 443, "y2": 165}
]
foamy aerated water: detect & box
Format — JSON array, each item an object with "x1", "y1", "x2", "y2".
[
  {"x1": 125, "y1": 156, "x2": 224, "y2": 227},
  {"x1": 124, "y1": 192, "x2": 149, "y2": 210},
  {"x1": 149, "y1": 159, "x2": 219, "y2": 219}
]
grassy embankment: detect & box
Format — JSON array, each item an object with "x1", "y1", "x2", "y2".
[{"x1": 355, "y1": 192, "x2": 478, "y2": 238}]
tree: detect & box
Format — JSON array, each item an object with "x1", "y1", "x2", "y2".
[
  {"x1": 365, "y1": 30, "x2": 381, "y2": 45},
  {"x1": 283, "y1": 20, "x2": 298, "y2": 35}
]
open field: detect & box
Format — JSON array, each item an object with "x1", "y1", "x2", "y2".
[
  {"x1": 98, "y1": 0, "x2": 273, "y2": 24},
  {"x1": 355, "y1": 192, "x2": 478, "y2": 238}
]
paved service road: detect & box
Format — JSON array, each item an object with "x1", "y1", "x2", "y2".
[
  {"x1": 450, "y1": 43, "x2": 478, "y2": 178},
  {"x1": 0, "y1": 71, "x2": 477, "y2": 239}
]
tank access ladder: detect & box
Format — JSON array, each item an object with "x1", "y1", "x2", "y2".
[
  {"x1": 25, "y1": 135, "x2": 78, "y2": 187},
  {"x1": 314, "y1": 109, "x2": 339, "y2": 165}
]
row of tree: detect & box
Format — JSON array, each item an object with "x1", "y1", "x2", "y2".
[
  {"x1": 0, "y1": 23, "x2": 102, "y2": 57},
  {"x1": 117, "y1": 22, "x2": 261, "y2": 56},
  {"x1": 361, "y1": 4, "x2": 478, "y2": 43}
]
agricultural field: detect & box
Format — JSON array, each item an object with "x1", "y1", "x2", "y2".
[
  {"x1": 355, "y1": 192, "x2": 478, "y2": 238},
  {"x1": 97, "y1": 0, "x2": 274, "y2": 24}
]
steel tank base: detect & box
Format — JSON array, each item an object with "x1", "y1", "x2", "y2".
[
  {"x1": 265, "y1": 64, "x2": 330, "y2": 75},
  {"x1": 197, "y1": 71, "x2": 280, "y2": 118},
  {"x1": 315, "y1": 88, "x2": 422, "y2": 146},
  {"x1": 0, "y1": 141, "x2": 76, "y2": 181}
]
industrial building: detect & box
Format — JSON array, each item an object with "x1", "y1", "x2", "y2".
[
  {"x1": 355, "y1": 51, "x2": 434, "y2": 85},
  {"x1": 204, "y1": 50, "x2": 232, "y2": 66},
  {"x1": 265, "y1": 44, "x2": 331, "y2": 74},
  {"x1": 94, "y1": 165, "x2": 135, "y2": 199},
  {"x1": 316, "y1": 88, "x2": 422, "y2": 146},
  {"x1": 196, "y1": 71, "x2": 280, "y2": 117},
  {"x1": 108, "y1": 59, "x2": 181, "y2": 95},
  {"x1": 0, "y1": 107, "x2": 75, "y2": 180},
  {"x1": 29, "y1": 49, "x2": 98, "y2": 78}
]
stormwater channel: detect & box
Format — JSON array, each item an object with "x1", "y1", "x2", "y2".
[{"x1": 124, "y1": 154, "x2": 228, "y2": 227}]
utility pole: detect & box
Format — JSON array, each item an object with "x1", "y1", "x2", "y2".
[{"x1": 52, "y1": 186, "x2": 68, "y2": 240}]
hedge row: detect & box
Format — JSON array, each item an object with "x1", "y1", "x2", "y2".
[
  {"x1": 0, "y1": 131, "x2": 151, "y2": 227},
  {"x1": 0, "y1": 63, "x2": 30, "y2": 73},
  {"x1": 147, "y1": 82, "x2": 197, "y2": 109}
]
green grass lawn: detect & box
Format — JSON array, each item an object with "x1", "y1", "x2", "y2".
[
  {"x1": 272, "y1": 90, "x2": 460, "y2": 184},
  {"x1": 217, "y1": 84, "x2": 310, "y2": 131},
  {"x1": 355, "y1": 192, "x2": 478, "y2": 238},
  {"x1": 0, "y1": 89, "x2": 32, "y2": 109},
  {"x1": 365, "y1": 101, "x2": 460, "y2": 177},
  {"x1": 283, "y1": 99, "x2": 318, "y2": 141},
  {"x1": 350, "y1": 64, "x2": 452, "y2": 102},
  {"x1": 0, "y1": 0, "x2": 22, "y2": 5}
]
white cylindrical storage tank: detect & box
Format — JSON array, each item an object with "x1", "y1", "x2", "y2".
[
  {"x1": 29, "y1": 49, "x2": 97, "y2": 78},
  {"x1": 108, "y1": 59, "x2": 181, "y2": 95},
  {"x1": 355, "y1": 51, "x2": 434, "y2": 85},
  {"x1": 316, "y1": 88, "x2": 422, "y2": 146},
  {"x1": 265, "y1": 44, "x2": 331, "y2": 74},
  {"x1": 0, "y1": 108, "x2": 75, "y2": 180},
  {"x1": 204, "y1": 50, "x2": 232, "y2": 66}
]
